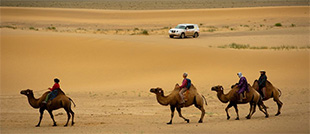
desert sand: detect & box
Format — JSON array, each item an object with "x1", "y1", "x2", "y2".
[{"x1": 0, "y1": 6, "x2": 309, "y2": 134}]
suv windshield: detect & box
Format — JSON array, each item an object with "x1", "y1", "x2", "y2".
[{"x1": 175, "y1": 25, "x2": 186, "y2": 29}]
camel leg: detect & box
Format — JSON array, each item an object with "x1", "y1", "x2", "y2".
[
  {"x1": 246, "y1": 103, "x2": 253, "y2": 119},
  {"x1": 176, "y1": 107, "x2": 190, "y2": 123},
  {"x1": 48, "y1": 110, "x2": 57, "y2": 126},
  {"x1": 167, "y1": 106, "x2": 175, "y2": 124},
  {"x1": 247, "y1": 103, "x2": 257, "y2": 119},
  {"x1": 225, "y1": 102, "x2": 233, "y2": 120},
  {"x1": 233, "y1": 104, "x2": 239, "y2": 120},
  {"x1": 70, "y1": 108, "x2": 75, "y2": 126},
  {"x1": 36, "y1": 107, "x2": 45, "y2": 127},
  {"x1": 258, "y1": 101, "x2": 269, "y2": 118},
  {"x1": 250, "y1": 104, "x2": 257, "y2": 118},
  {"x1": 274, "y1": 97, "x2": 283, "y2": 116},
  {"x1": 194, "y1": 104, "x2": 205, "y2": 123},
  {"x1": 64, "y1": 108, "x2": 71, "y2": 127}
]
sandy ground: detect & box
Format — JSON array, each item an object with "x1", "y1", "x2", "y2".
[{"x1": 1, "y1": 6, "x2": 309, "y2": 134}]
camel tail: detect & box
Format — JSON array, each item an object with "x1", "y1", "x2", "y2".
[
  {"x1": 278, "y1": 89, "x2": 282, "y2": 97},
  {"x1": 69, "y1": 98, "x2": 76, "y2": 107},
  {"x1": 202, "y1": 95, "x2": 207, "y2": 106}
]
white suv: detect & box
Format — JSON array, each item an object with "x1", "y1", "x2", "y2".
[{"x1": 169, "y1": 24, "x2": 200, "y2": 39}]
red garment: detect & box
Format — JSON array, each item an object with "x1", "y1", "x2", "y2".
[
  {"x1": 179, "y1": 79, "x2": 188, "y2": 88},
  {"x1": 49, "y1": 83, "x2": 60, "y2": 91}
]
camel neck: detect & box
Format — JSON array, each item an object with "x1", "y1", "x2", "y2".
[
  {"x1": 156, "y1": 92, "x2": 171, "y2": 106},
  {"x1": 27, "y1": 93, "x2": 40, "y2": 108},
  {"x1": 217, "y1": 90, "x2": 229, "y2": 103}
]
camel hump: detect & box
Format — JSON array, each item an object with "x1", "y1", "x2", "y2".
[
  {"x1": 57, "y1": 88, "x2": 66, "y2": 95},
  {"x1": 189, "y1": 84, "x2": 197, "y2": 90},
  {"x1": 254, "y1": 79, "x2": 258, "y2": 84},
  {"x1": 183, "y1": 84, "x2": 198, "y2": 101},
  {"x1": 255, "y1": 79, "x2": 273, "y2": 87},
  {"x1": 266, "y1": 80, "x2": 273, "y2": 86}
]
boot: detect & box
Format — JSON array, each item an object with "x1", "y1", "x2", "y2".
[
  {"x1": 180, "y1": 99, "x2": 185, "y2": 104},
  {"x1": 179, "y1": 99, "x2": 185, "y2": 107},
  {"x1": 47, "y1": 100, "x2": 52, "y2": 106},
  {"x1": 262, "y1": 87, "x2": 266, "y2": 99},
  {"x1": 243, "y1": 92, "x2": 247, "y2": 99},
  {"x1": 239, "y1": 94, "x2": 243, "y2": 102}
]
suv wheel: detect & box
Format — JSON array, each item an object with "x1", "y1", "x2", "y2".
[
  {"x1": 193, "y1": 32, "x2": 199, "y2": 38},
  {"x1": 180, "y1": 33, "x2": 185, "y2": 39},
  {"x1": 169, "y1": 35, "x2": 174, "y2": 38}
]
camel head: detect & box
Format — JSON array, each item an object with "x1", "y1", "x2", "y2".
[
  {"x1": 150, "y1": 87, "x2": 164, "y2": 95},
  {"x1": 211, "y1": 85, "x2": 224, "y2": 92},
  {"x1": 20, "y1": 89, "x2": 33, "y2": 96}
]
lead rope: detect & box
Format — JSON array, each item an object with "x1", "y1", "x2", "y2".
[{"x1": 34, "y1": 88, "x2": 49, "y2": 94}]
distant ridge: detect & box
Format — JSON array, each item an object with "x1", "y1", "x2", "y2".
[{"x1": 0, "y1": 0, "x2": 309, "y2": 10}]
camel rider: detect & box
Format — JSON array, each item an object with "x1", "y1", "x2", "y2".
[
  {"x1": 179, "y1": 73, "x2": 191, "y2": 104},
  {"x1": 42, "y1": 78, "x2": 60, "y2": 104},
  {"x1": 258, "y1": 70, "x2": 267, "y2": 99},
  {"x1": 236, "y1": 72, "x2": 249, "y2": 102}
]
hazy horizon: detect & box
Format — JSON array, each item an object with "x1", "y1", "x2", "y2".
[{"x1": 1, "y1": 0, "x2": 308, "y2": 10}]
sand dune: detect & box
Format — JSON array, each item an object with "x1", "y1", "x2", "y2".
[{"x1": 1, "y1": 6, "x2": 309, "y2": 134}]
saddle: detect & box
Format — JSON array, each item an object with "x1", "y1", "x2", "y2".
[{"x1": 49, "y1": 89, "x2": 59, "y2": 101}]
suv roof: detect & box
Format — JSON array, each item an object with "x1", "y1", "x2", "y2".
[{"x1": 178, "y1": 24, "x2": 197, "y2": 26}]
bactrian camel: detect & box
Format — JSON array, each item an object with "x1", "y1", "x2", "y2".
[
  {"x1": 252, "y1": 80, "x2": 283, "y2": 116},
  {"x1": 150, "y1": 84, "x2": 207, "y2": 124},
  {"x1": 20, "y1": 89, "x2": 76, "y2": 127},
  {"x1": 211, "y1": 84, "x2": 268, "y2": 120}
]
